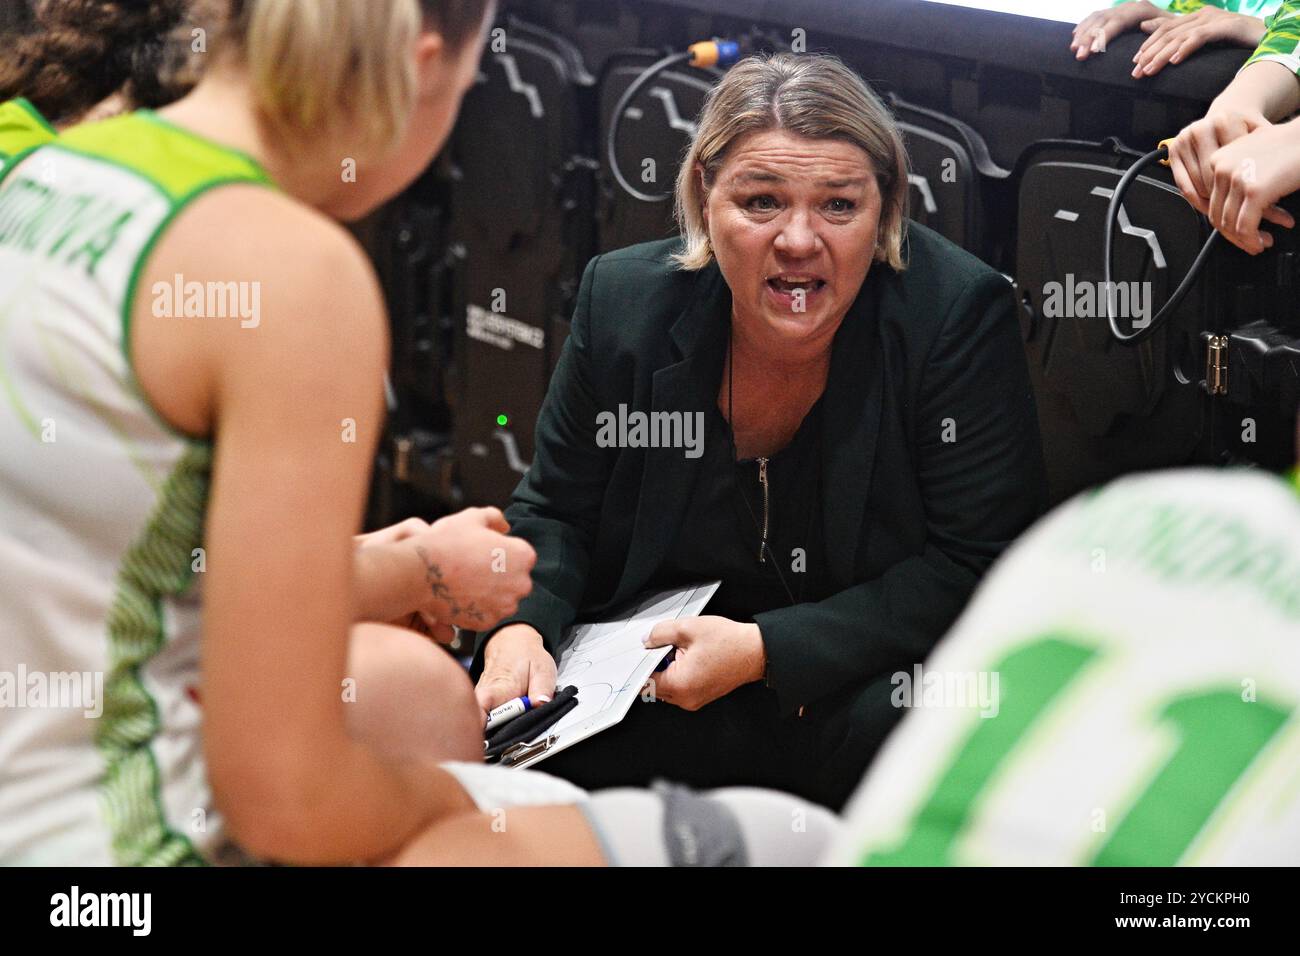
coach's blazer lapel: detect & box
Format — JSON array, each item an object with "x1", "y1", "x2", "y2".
[
  {"x1": 614, "y1": 264, "x2": 729, "y2": 601},
  {"x1": 819, "y1": 278, "x2": 884, "y2": 589}
]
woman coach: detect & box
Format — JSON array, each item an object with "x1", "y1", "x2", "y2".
[{"x1": 472, "y1": 52, "x2": 1047, "y2": 808}]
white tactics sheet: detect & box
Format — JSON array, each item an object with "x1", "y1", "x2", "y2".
[{"x1": 508, "y1": 581, "x2": 720, "y2": 769}]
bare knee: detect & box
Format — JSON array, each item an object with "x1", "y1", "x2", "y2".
[
  {"x1": 382, "y1": 806, "x2": 606, "y2": 866},
  {"x1": 422, "y1": 642, "x2": 484, "y2": 761},
  {"x1": 346, "y1": 623, "x2": 484, "y2": 763}
]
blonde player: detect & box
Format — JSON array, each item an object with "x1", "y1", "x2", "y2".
[{"x1": 0, "y1": 0, "x2": 538, "y2": 866}]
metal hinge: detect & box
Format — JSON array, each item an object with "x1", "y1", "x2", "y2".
[
  {"x1": 501, "y1": 734, "x2": 556, "y2": 767},
  {"x1": 1205, "y1": 335, "x2": 1228, "y2": 397}
]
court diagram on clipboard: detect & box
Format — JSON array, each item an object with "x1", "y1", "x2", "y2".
[{"x1": 507, "y1": 580, "x2": 720, "y2": 769}]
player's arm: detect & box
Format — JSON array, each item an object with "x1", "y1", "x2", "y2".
[
  {"x1": 1205, "y1": 117, "x2": 1300, "y2": 253},
  {"x1": 1167, "y1": 0, "x2": 1300, "y2": 213},
  {"x1": 139, "y1": 187, "x2": 474, "y2": 863}
]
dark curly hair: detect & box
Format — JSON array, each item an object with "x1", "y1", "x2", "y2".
[{"x1": 0, "y1": 0, "x2": 209, "y2": 124}]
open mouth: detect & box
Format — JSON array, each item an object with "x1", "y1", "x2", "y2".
[
  {"x1": 765, "y1": 275, "x2": 828, "y2": 312},
  {"x1": 766, "y1": 275, "x2": 827, "y2": 294}
]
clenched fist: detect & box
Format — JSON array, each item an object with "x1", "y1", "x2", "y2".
[{"x1": 410, "y1": 508, "x2": 536, "y2": 631}]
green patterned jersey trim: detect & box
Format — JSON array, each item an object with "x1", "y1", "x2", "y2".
[
  {"x1": 31, "y1": 112, "x2": 274, "y2": 865},
  {"x1": 0, "y1": 98, "x2": 56, "y2": 164},
  {"x1": 1244, "y1": 0, "x2": 1300, "y2": 72},
  {"x1": 98, "y1": 442, "x2": 212, "y2": 866},
  {"x1": 1113, "y1": 0, "x2": 1282, "y2": 14}
]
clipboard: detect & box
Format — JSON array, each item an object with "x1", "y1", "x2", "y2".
[{"x1": 502, "y1": 580, "x2": 720, "y2": 769}]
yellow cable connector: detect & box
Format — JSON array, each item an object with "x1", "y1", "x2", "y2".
[
  {"x1": 1157, "y1": 137, "x2": 1176, "y2": 166},
  {"x1": 688, "y1": 41, "x2": 721, "y2": 68}
]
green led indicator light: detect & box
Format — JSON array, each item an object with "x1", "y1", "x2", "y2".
[{"x1": 496, "y1": 414, "x2": 508, "y2": 427}]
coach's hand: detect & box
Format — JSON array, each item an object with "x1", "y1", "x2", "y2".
[
  {"x1": 475, "y1": 623, "x2": 557, "y2": 715},
  {"x1": 642, "y1": 616, "x2": 766, "y2": 712}
]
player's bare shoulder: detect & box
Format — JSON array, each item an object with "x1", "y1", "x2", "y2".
[{"x1": 137, "y1": 184, "x2": 388, "y2": 363}]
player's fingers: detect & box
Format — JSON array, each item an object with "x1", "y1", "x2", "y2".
[
  {"x1": 1187, "y1": 122, "x2": 1223, "y2": 201},
  {"x1": 1207, "y1": 171, "x2": 1230, "y2": 233},
  {"x1": 1133, "y1": 34, "x2": 1173, "y2": 75},
  {"x1": 1072, "y1": 12, "x2": 1102, "y2": 50},
  {"x1": 476, "y1": 506, "x2": 510, "y2": 533},
  {"x1": 428, "y1": 622, "x2": 457, "y2": 645},
  {"x1": 1219, "y1": 181, "x2": 1246, "y2": 242},
  {"x1": 1261, "y1": 204, "x2": 1295, "y2": 229},
  {"x1": 1096, "y1": 22, "x2": 1122, "y2": 52},
  {"x1": 1229, "y1": 196, "x2": 1266, "y2": 254},
  {"x1": 1166, "y1": 34, "x2": 1206, "y2": 68},
  {"x1": 1077, "y1": 20, "x2": 1110, "y2": 59},
  {"x1": 1138, "y1": 33, "x2": 1187, "y2": 76},
  {"x1": 1138, "y1": 16, "x2": 1173, "y2": 36},
  {"x1": 1169, "y1": 149, "x2": 1210, "y2": 215}
]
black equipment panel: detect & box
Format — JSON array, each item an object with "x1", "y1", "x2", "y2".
[
  {"x1": 1016, "y1": 144, "x2": 1212, "y2": 502},
  {"x1": 598, "y1": 52, "x2": 718, "y2": 254}
]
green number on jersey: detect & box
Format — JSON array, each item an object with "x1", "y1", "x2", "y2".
[{"x1": 862, "y1": 634, "x2": 1292, "y2": 866}]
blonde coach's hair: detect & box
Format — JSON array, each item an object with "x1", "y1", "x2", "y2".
[
  {"x1": 223, "y1": 0, "x2": 491, "y2": 160},
  {"x1": 673, "y1": 52, "x2": 910, "y2": 272}
]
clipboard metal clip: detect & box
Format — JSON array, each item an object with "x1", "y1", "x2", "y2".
[{"x1": 500, "y1": 734, "x2": 557, "y2": 767}]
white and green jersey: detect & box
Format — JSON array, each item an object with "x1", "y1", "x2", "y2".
[
  {"x1": 1115, "y1": 0, "x2": 1283, "y2": 16},
  {"x1": 1244, "y1": 0, "x2": 1300, "y2": 73},
  {"x1": 0, "y1": 111, "x2": 273, "y2": 865},
  {"x1": 828, "y1": 468, "x2": 1300, "y2": 866}
]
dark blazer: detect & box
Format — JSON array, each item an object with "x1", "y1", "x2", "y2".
[{"x1": 473, "y1": 223, "x2": 1048, "y2": 716}]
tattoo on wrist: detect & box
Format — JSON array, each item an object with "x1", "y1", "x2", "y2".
[{"x1": 414, "y1": 545, "x2": 486, "y2": 624}]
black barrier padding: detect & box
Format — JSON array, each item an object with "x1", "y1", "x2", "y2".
[
  {"x1": 450, "y1": 29, "x2": 594, "y2": 507},
  {"x1": 386, "y1": 0, "x2": 1300, "y2": 520},
  {"x1": 891, "y1": 95, "x2": 1011, "y2": 269},
  {"x1": 597, "y1": 53, "x2": 719, "y2": 254},
  {"x1": 1016, "y1": 146, "x2": 1212, "y2": 503},
  {"x1": 644, "y1": 0, "x2": 1249, "y2": 105},
  {"x1": 899, "y1": 120, "x2": 976, "y2": 249},
  {"x1": 357, "y1": 162, "x2": 461, "y2": 526}
]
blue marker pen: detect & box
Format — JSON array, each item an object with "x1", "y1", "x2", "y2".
[{"x1": 485, "y1": 695, "x2": 534, "y2": 733}]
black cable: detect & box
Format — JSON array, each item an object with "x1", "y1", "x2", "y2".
[
  {"x1": 1104, "y1": 145, "x2": 1221, "y2": 345},
  {"x1": 606, "y1": 49, "x2": 695, "y2": 204}
]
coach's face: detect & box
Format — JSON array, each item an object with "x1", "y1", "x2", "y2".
[{"x1": 702, "y1": 128, "x2": 881, "y2": 358}]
